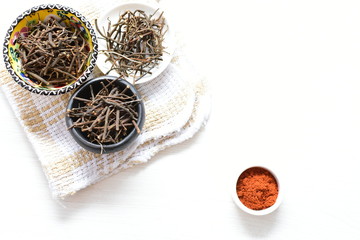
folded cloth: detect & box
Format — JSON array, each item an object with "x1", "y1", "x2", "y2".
[{"x1": 0, "y1": 0, "x2": 210, "y2": 198}]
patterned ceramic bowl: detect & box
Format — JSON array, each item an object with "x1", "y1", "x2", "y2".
[{"x1": 3, "y1": 4, "x2": 98, "y2": 95}]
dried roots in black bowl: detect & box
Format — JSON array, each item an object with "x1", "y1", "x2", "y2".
[{"x1": 67, "y1": 79, "x2": 142, "y2": 145}]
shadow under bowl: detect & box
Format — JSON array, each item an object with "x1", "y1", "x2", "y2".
[
  {"x1": 65, "y1": 76, "x2": 145, "y2": 154},
  {"x1": 3, "y1": 4, "x2": 98, "y2": 95}
]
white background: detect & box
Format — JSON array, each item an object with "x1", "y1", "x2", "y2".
[{"x1": 1, "y1": 0, "x2": 360, "y2": 239}]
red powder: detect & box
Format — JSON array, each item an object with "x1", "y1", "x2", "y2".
[{"x1": 236, "y1": 167, "x2": 278, "y2": 210}]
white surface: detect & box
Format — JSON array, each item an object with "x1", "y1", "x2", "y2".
[
  {"x1": 96, "y1": 2, "x2": 175, "y2": 83},
  {"x1": 1, "y1": 0, "x2": 360, "y2": 239}
]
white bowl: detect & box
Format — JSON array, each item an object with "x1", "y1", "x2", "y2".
[
  {"x1": 231, "y1": 165, "x2": 283, "y2": 216},
  {"x1": 95, "y1": 1, "x2": 175, "y2": 84}
]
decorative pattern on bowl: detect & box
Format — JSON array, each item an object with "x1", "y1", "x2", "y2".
[{"x1": 3, "y1": 4, "x2": 98, "y2": 95}]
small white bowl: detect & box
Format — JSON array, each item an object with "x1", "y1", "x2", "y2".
[
  {"x1": 231, "y1": 165, "x2": 283, "y2": 216},
  {"x1": 95, "y1": 1, "x2": 175, "y2": 84}
]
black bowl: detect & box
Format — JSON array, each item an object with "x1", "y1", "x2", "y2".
[{"x1": 65, "y1": 76, "x2": 145, "y2": 154}]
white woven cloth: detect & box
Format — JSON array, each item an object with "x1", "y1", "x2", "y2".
[{"x1": 0, "y1": 0, "x2": 210, "y2": 198}]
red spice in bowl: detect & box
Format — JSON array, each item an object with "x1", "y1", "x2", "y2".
[
  {"x1": 233, "y1": 166, "x2": 282, "y2": 215},
  {"x1": 236, "y1": 167, "x2": 278, "y2": 210}
]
